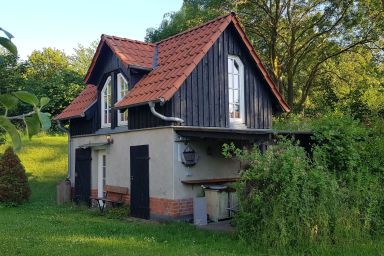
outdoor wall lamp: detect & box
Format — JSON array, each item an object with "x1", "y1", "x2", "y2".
[
  {"x1": 182, "y1": 144, "x2": 198, "y2": 167},
  {"x1": 106, "y1": 134, "x2": 113, "y2": 144}
]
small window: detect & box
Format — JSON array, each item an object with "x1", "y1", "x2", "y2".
[
  {"x1": 228, "y1": 55, "x2": 244, "y2": 124},
  {"x1": 101, "y1": 76, "x2": 112, "y2": 127},
  {"x1": 117, "y1": 73, "x2": 129, "y2": 126}
]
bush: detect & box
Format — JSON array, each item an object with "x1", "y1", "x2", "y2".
[
  {"x1": 0, "y1": 147, "x2": 31, "y2": 204},
  {"x1": 224, "y1": 113, "x2": 384, "y2": 249}
]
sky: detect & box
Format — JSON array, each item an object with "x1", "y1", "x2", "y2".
[{"x1": 1, "y1": 0, "x2": 183, "y2": 60}]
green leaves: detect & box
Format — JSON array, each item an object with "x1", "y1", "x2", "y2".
[
  {"x1": 14, "y1": 91, "x2": 39, "y2": 106},
  {"x1": 0, "y1": 37, "x2": 17, "y2": 56},
  {"x1": 24, "y1": 113, "x2": 40, "y2": 139},
  {"x1": 0, "y1": 27, "x2": 17, "y2": 55},
  {"x1": 0, "y1": 116, "x2": 21, "y2": 151},
  {"x1": 37, "y1": 112, "x2": 51, "y2": 131},
  {"x1": 0, "y1": 91, "x2": 51, "y2": 150},
  {"x1": 40, "y1": 97, "x2": 50, "y2": 109},
  {"x1": 0, "y1": 94, "x2": 18, "y2": 110}
]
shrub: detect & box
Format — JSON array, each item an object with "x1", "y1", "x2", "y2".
[
  {"x1": 224, "y1": 141, "x2": 338, "y2": 248},
  {"x1": 0, "y1": 147, "x2": 31, "y2": 204},
  {"x1": 224, "y1": 113, "x2": 384, "y2": 249}
]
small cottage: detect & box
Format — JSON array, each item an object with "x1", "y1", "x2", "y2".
[{"x1": 54, "y1": 12, "x2": 289, "y2": 220}]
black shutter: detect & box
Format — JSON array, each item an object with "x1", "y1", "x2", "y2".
[{"x1": 74, "y1": 148, "x2": 92, "y2": 205}]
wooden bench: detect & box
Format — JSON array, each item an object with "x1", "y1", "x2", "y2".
[{"x1": 90, "y1": 185, "x2": 129, "y2": 212}]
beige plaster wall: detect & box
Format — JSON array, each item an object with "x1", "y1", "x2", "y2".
[
  {"x1": 69, "y1": 127, "x2": 175, "y2": 199},
  {"x1": 172, "y1": 134, "x2": 241, "y2": 199}
]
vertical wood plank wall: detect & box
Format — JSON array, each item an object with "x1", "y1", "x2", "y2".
[
  {"x1": 170, "y1": 24, "x2": 274, "y2": 129},
  {"x1": 69, "y1": 24, "x2": 277, "y2": 136}
]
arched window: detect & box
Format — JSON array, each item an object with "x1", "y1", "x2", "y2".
[
  {"x1": 228, "y1": 55, "x2": 244, "y2": 125},
  {"x1": 101, "y1": 76, "x2": 112, "y2": 127},
  {"x1": 117, "y1": 73, "x2": 129, "y2": 125}
]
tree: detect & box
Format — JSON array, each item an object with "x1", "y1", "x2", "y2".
[
  {"x1": 0, "y1": 147, "x2": 31, "y2": 204},
  {"x1": 70, "y1": 41, "x2": 98, "y2": 77},
  {"x1": 234, "y1": 0, "x2": 383, "y2": 111},
  {"x1": 25, "y1": 48, "x2": 85, "y2": 117},
  {"x1": 145, "y1": 0, "x2": 224, "y2": 42},
  {"x1": 0, "y1": 52, "x2": 27, "y2": 95},
  {"x1": 146, "y1": 0, "x2": 384, "y2": 112},
  {"x1": 311, "y1": 48, "x2": 384, "y2": 119}
]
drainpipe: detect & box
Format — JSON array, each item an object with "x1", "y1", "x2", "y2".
[
  {"x1": 148, "y1": 101, "x2": 184, "y2": 123},
  {"x1": 57, "y1": 120, "x2": 71, "y2": 180}
]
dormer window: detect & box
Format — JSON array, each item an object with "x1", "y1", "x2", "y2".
[
  {"x1": 117, "y1": 73, "x2": 129, "y2": 126},
  {"x1": 101, "y1": 76, "x2": 112, "y2": 128},
  {"x1": 228, "y1": 55, "x2": 244, "y2": 126}
]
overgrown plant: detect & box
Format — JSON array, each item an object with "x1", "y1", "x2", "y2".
[{"x1": 224, "y1": 114, "x2": 384, "y2": 249}]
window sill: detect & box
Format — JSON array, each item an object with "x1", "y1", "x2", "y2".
[{"x1": 229, "y1": 120, "x2": 246, "y2": 129}]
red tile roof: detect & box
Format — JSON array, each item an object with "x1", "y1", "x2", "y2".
[
  {"x1": 113, "y1": 13, "x2": 289, "y2": 112},
  {"x1": 57, "y1": 12, "x2": 289, "y2": 123},
  {"x1": 84, "y1": 36, "x2": 156, "y2": 82},
  {"x1": 53, "y1": 84, "x2": 97, "y2": 120}
]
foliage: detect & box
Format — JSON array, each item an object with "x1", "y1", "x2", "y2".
[
  {"x1": 0, "y1": 52, "x2": 27, "y2": 94},
  {"x1": 0, "y1": 29, "x2": 52, "y2": 150},
  {"x1": 0, "y1": 147, "x2": 31, "y2": 204},
  {"x1": 0, "y1": 27, "x2": 17, "y2": 55},
  {"x1": 224, "y1": 113, "x2": 384, "y2": 249},
  {"x1": 147, "y1": 0, "x2": 384, "y2": 112},
  {"x1": 309, "y1": 49, "x2": 384, "y2": 120},
  {"x1": 70, "y1": 41, "x2": 98, "y2": 77},
  {"x1": 25, "y1": 48, "x2": 85, "y2": 117},
  {"x1": 145, "y1": 0, "x2": 224, "y2": 42}
]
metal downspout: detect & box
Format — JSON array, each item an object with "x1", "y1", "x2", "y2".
[{"x1": 148, "y1": 102, "x2": 184, "y2": 123}]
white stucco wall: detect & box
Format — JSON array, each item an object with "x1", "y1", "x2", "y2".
[
  {"x1": 69, "y1": 127, "x2": 175, "y2": 199},
  {"x1": 172, "y1": 136, "x2": 241, "y2": 199},
  {"x1": 69, "y1": 127, "x2": 241, "y2": 201}
]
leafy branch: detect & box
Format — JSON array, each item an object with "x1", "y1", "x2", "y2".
[{"x1": 0, "y1": 27, "x2": 51, "y2": 151}]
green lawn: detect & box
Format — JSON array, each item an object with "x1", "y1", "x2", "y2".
[{"x1": 0, "y1": 135, "x2": 383, "y2": 255}]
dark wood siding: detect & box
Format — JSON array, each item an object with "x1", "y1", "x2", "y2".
[
  {"x1": 169, "y1": 24, "x2": 275, "y2": 129},
  {"x1": 69, "y1": 104, "x2": 97, "y2": 136},
  {"x1": 70, "y1": 23, "x2": 277, "y2": 135},
  {"x1": 128, "y1": 103, "x2": 172, "y2": 130}
]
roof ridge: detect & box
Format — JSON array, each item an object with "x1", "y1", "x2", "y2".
[
  {"x1": 155, "y1": 12, "x2": 234, "y2": 45},
  {"x1": 101, "y1": 34, "x2": 156, "y2": 46}
]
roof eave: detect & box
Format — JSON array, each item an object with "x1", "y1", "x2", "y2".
[{"x1": 115, "y1": 98, "x2": 162, "y2": 110}]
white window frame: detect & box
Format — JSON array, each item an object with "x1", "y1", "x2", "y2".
[
  {"x1": 117, "y1": 73, "x2": 129, "y2": 126},
  {"x1": 228, "y1": 55, "x2": 245, "y2": 126},
  {"x1": 101, "y1": 76, "x2": 112, "y2": 128}
]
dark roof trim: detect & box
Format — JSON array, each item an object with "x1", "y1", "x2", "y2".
[{"x1": 128, "y1": 64, "x2": 153, "y2": 72}]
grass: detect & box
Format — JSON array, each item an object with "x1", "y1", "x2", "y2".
[{"x1": 0, "y1": 134, "x2": 383, "y2": 255}]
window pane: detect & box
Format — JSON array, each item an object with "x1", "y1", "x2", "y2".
[
  {"x1": 233, "y1": 74, "x2": 239, "y2": 89},
  {"x1": 228, "y1": 74, "x2": 232, "y2": 89},
  {"x1": 228, "y1": 59, "x2": 233, "y2": 73},
  {"x1": 234, "y1": 90, "x2": 239, "y2": 104},
  {"x1": 229, "y1": 89, "x2": 233, "y2": 103}
]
